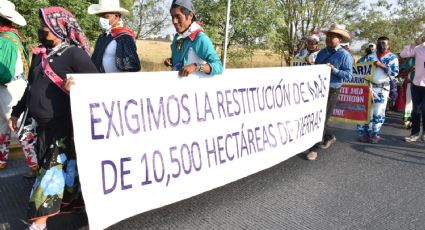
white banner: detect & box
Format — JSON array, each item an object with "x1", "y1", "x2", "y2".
[{"x1": 70, "y1": 65, "x2": 330, "y2": 230}]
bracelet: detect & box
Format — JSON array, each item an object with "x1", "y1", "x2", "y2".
[{"x1": 195, "y1": 63, "x2": 205, "y2": 72}]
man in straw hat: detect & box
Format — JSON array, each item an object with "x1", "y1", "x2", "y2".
[
  {"x1": 164, "y1": 0, "x2": 223, "y2": 76},
  {"x1": 89, "y1": 0, "x2": 141, "y2": 73},
  {"x1": 0, "y1": 0, "x2": 39, "y2": 178},
  {"x1": 306, "y1": 24, "x2": 353, "y2": 161}
]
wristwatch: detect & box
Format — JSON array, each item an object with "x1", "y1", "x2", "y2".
[{"x1": 196, "y1": 63, "x2": 205, "y2": 72}]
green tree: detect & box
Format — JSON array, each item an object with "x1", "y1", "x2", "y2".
[
  {"x1": 11, "y1": 0, "x2": 134, "y2": 48},
  {"x1": 130, "y1": 0, "x2": 169, "y2": 39},
  {"x1": 270, "y1": 0, "x2": 363, "y2": 66},
  {"x1": 355, "y1": 0, "x2": 425, "y2": 52},
  {"x1": 193, "y1": 0, "x2": 278, "y2": 65}
]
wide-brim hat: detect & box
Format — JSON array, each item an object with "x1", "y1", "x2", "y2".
[
  {"x1": 0, "y1": 0, "x2": 26, "y2": 26},
  {"x1": 88, "y1": 0, "x2": 129, "y2": 15},
  {"x1": 322, "y1": 24, "x2": 351, "y2": 42}
]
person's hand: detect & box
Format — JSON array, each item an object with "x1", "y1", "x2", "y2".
[
  {"x1": 374, "y1": 61, "x2": 386, "y2": 69},
  {"x1": 164, "y1": 58, "x2": 172, "y2": 68},
  {"x1": 64, "y1": 76, "x2": 74, "y2": 92},
  {"x1": 179, "y1": 63, "x2": 197, "y2": 77},
  {"x1": 327, "y1": 63, "x2": 334, "y2": 69},
  {"x1": 8, "y1": 116, "x2": 18, "y2": 132}
]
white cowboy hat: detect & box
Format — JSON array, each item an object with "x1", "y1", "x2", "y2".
[
  {"x1": 0, "y1": 0, "x2": 26, "y2": 26},
  {"x1": 322, "y1": 24, "x2": 351, "y2": 42},
  {"x1": 88, "y1": 0, "x2": 129, "y2": 15}
]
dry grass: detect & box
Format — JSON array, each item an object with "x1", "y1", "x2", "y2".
[{"x1": 138, "y1": 40, "x2": 284, "y2": 72}]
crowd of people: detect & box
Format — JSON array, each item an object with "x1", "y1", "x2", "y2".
[
  {"x1": 1, "y1": 0, "x2": 424, "y2": 228},
  {"x1": 296, "y1": 25, "x2": 425, "y2": 161},
  {"x1": 0, "y1": 0, "x2": 222, "y2": 229}
]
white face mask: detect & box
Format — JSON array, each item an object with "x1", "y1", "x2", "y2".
[{"x1": 99, "y1": 17, "x2": 112, "y2": 31}]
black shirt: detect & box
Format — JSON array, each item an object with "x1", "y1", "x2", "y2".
[{"x1": 13, "y1": 46, "x2": 98, "y2": 125}]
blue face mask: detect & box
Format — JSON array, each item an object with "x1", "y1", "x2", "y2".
[{"x1": 99, "y1": 17, "x2": 112, "y2": 31}]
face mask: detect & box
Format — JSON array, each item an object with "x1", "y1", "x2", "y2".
[
  {"x1": 366, "y1": 49, "x2": 372, "y2": 55},
  {"x1": 99, "y1": 17, "x2": 112, "y2": 31},
  {"x1": 37, "y1": 29, "x2": 55, "y2": 48},
  {"x1": 377, "y1": 42, "x2": 387, "y2": 53}
]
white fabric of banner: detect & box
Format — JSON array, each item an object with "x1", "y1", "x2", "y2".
[{"x1": 70, "y1": 65, "x2": 331, "y2": 229}]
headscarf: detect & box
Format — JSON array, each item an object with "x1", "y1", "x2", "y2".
[{"x1": 39, "y1": 7, "x2": 89, "y2": 53}]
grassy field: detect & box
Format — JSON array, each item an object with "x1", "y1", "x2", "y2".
[{"x1": 137, "y1": 40, "x2": 284, "y2": 72}]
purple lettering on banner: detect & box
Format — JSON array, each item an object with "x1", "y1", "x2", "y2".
[
  {"x1": 140, "y1": 98, "x2": 147, "y2": 132},
  {"x1": 204, "y1": 92, "x2": 215, "y2": 121},
  {"x1": 205, "y1": 138, "x2": 217, "y2": 167},
  {"x1": 224, "y1": 133, "x2": 235, "y2": 161},
  {"x1": 257, "y1": 87, "x2": 266, "y2": 111},
  {"x1": 268, "y1": 124, "x2": 277, "y2": 147},
  {"x1": 216, "y1": 135, "x2": 226, "y2": 164},
  {"x1": 120, "y1": 157, "x2": 132, "y2": 190},
  {"x1": 232, "y1": 89, "x2": 241, "y2": 116},
  {"x1": 265, "y1": 86, "x2": 274, "y2": 109},
  {"x1": 277, "y1": 122, "x2": 288, "y2": 145},
  {"x1": 195, "y1": 93, "x2": 205, "y2": 122},
  {"x1": 191, "y1": 142, "x2": 202, "y2": 171},
  {"x1": 224, "y1": 90, "x2": 234, "y2": 117},
  {"x1": 117, "y1": 101, "x2": 124, "y2": 136},
  {"x1": 231, "y1": 132, "x2": 240, "y2": 158},
  {"x1": 180, "y1": 144, "x2": 192, "y2": 174},
  {"x1": 167, "y1": 95, "x2": 180, "y2": 127},
  {"x1": 293, "y1": 83, "x2": 301, "y2": 105},
  {"x1": 300, "y1": 82, "x2": 309, "y2": 103},
  {"x1": 102, "y1": 160, "x2": 117, "y2": 195},
  {"x1": 124, "y1": 99, "x2": 141, "y2": 134},
  {"x1": 169, "y1": 146, "x2": 181, "y2": 178},
  {"x1": 216, "y1": 90, "x2": 226, "y2": 119},
  {"x1": 254, "y1": 127, "x2": 263, "y2": 152},
  {"x1": 102, "y1": 102, "x2": 120, "y2": 138},
  {"x1": 237, "y1": 88, "x2": 247, "y2": 114},
  {"x1": 247, "y1": 128, "x2": 256, "y2": 154},
  {"x1": 90, "y1": 103, "x2": 104, "y2": 140},
  {"x1": 147, "y1": 97, "x2": 165, "y2": 131},
  {"x1": 249, "y1": 87, "x2": 257, "y2": 112},
  {"x1": 181, "y1": 94, "x2": 191, "y2": 124}
]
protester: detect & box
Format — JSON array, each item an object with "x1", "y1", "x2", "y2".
[
  {"x1": 358, "y1": 43, "x2": 376, "y2": 62},
  {"x1": 295, "y1": 32, "x2": 320, "y2": 65},
  {"x1": 400, "y1": 35, "x2": 425, "y2": 142},
  {"x1": 400, "y1": 56, "x2": 415, "y2": 128},
  {"x1": 0, "y1": 0, "x2": 39, "y2": 178},
  {"x1": 356, "y1": 37, "x2": 399, "y2": 143},
  {"x1": 8, "y1": 7, "x2": 98, "y2": 230},
  {"x1": 89, "y1": 0, "x2": 141, "y2": 73},
  {"x1": 306, "y1": 24, "x2": 353, "y2": 160},
  {"x1": 164, "y1": 0, "x2": 223, "y2": 77}
]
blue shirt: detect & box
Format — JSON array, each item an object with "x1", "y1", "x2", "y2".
[
  {"x1": 315, "y1": 45, "x2": 353, "y2": 89},
  {"x1": 171, "y1": 32, "x2": 223, "y2": 75}
]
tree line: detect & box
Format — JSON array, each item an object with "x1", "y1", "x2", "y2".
[{"x1": 11, "y1": 0, "x2": 425, "y2": 66}]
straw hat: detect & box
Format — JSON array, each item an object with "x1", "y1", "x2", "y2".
[
  {"x1": 0, "y1": 0, "x2": 26, "y2": 26},
  {"x1": 322, "y1": 24, "x2": 351, "y2": 42},
  {"x1": 88, "y1": 0, "x2": 129, "y2": 15}
]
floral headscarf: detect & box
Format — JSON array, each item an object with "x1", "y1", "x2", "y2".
[{"x1": 39, "y1": 7, "x2": 89, "y2": 53}]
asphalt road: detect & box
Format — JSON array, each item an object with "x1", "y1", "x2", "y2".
[{"x1": 1, "y1": 111, "x2": 424, "y2": 230}]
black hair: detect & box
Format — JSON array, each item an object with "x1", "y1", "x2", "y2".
[
  {"x1": 377, "y1": 36, "x2": 389, "y2": 41},
  {"x1": 0, "y1": 17, "x2": 12, "y2": 26}
]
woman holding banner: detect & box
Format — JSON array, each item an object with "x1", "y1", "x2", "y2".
[{"x1": 8, "y1": 7, "x2": 98, "y2": 230}]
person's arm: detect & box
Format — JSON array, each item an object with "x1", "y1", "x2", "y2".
[
  {"x1": 400, "y1": 45, "x2": 415, "y2": 58},
  {"x1": 331, "y1": 52, "x2": 353, "y2": 81},
  {"x1": 9, "y1": 86, "x2": 28, "y2": 131},
  {"x1": 193, "y1": 33, "x2": 223, "y2": 75},
  {"x1": 115, "y1": 35, "x2": 141, "y2": 72},
  {"x1": 385, "y1": 55, "x2": 399, "y2": 79}
]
